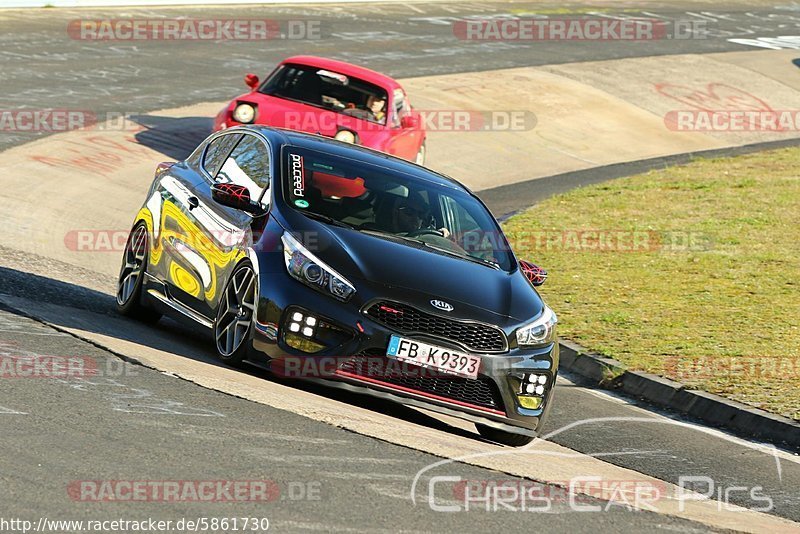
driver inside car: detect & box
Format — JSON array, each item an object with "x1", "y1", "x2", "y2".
[
  {"x1": 366, "y1": 94, "x2": 387, "y2": 123},
  {"x1": 392, "y1": 193, "x2": 451, "y2": 239},
  {"x1": 389, "y1": 194, "x2": 502, "y2": 262}
]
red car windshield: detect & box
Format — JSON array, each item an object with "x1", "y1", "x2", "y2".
[{"x1": 260, "y1": 63, "x2": 389, "y2": 125}]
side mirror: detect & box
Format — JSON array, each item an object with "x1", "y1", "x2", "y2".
[
  {"x1": 244, "y1": 73, "x2": 260, "y2": 90},
  {"x1": 154, "y1": 161, "x2": 175, "y2": 177},
  {"x1": 519, "y1": 260, "x2": 547, "y2": 287},
  {"x1": 400, "y1": 113, "x2": 420, "y2": 129},
  {"x1": 211, "y1": 183, "x2": 266, "y2": 216}
]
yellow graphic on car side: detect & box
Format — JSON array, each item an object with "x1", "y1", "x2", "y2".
[{"x1": 134, "y1": 198, "x2": 246, "y2": 303}]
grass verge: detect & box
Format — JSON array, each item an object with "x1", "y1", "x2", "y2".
[{"x1": 503, "y1": 147, "x2": 800, "y2": 421}]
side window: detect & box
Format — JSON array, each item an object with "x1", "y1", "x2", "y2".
[
  {"x1": 392, "y1": 89, "x2": 409, "y2": 128},
  {"x1": 216, "y1": 134, "x2": 271, "y2": 205},
  {"x1": 202, "y1": 133, "x2": 242, "y2": 177}
]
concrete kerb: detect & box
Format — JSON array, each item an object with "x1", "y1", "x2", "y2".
[{"x1": 558, "y1": 340, "x2": 800, "y2": 449}]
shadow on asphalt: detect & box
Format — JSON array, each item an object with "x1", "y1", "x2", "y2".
[
  {"x1": 131, "y1": 114, "x2": 214, "y2": 160},
  {"x1": 0, "y1": 265, "x2": 484, "y2": 444}
]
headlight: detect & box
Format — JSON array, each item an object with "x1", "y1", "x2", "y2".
[
  {"x1": 334, "y1": 130, "x2": 356, "y2": 144},
  {"x1": 282, "y1": 232, "x2": 355, "y2": 301},
  {"x1": 232, "y1": 103, "x2": 256, "y2": 124},
  {"x1": 516, "y1": 306, "x2": 557, "y2": 347}
]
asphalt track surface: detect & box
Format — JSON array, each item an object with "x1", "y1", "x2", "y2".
[
  {"x1": 1, "y1": 1, "x2": 800, "y2": 532},
  {"x1": 3, "y1": 0, "x2": 800, "y2": 151},
  {"x1": 0, "y1": 304, "x2": 724, "y2": 533}
]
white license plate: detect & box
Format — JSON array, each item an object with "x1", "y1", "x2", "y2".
[{"x1": 386, "y1": 335, "x2": 480, "y2": 379}]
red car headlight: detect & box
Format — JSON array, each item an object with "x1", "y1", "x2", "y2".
[
  {"x1": 334, "y1": 130, "x2": 357, "y2": 144},
  {"x1": 232, "y1": 102, "x2": 256, "y2": 124}
]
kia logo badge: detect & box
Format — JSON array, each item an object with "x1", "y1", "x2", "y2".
[{"x1": 430, "y1": 300, "x2": 453, "y2": 312}]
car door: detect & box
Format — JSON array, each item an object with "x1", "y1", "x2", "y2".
[
  {"x1": 384, "y1": 89, "x2": 423, "y2": 160},
  {"x1": 188, "y1": 132, "x2": 273, "y2": 317},
  {"x1": 155, "y1": 132, "x2": 241, "y2": 318}
]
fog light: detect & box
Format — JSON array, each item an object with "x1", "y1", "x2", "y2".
[
  {"x1": 522, "y1": 373, "x2": 549, "y2": 388},
  {"x1": 285, "y1": 309, "x2": 319, "y2": 340},
  {"x1": 285, "y1": 333, "x2": 325, "y2": 353},
  {"x1": 282, "y1": 308, "x2": 352, "y2": 354},
  {"x1": 513, "y1": 372, "x2": 551, "y2": 410},
  {"x1": 518, "y1": 396, "x2": 543, "y2": 410}
]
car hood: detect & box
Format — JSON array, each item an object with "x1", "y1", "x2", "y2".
[
  {"x1": 235, "y1": 93, "x2": 378, "y2": 137},
  {"x1": 276, "y1": 209, "x2": 544, "y2": 324}
]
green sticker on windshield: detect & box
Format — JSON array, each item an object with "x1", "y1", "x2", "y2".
[{"x1": 294, "y1": 199, "x2": 310, "y2": 208}]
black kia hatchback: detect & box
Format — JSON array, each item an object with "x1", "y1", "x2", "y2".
[{"x1": 117, "y1": 125, "x2": 558, "y2": 446}]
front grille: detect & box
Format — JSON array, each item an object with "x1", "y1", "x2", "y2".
[
  {"x1": 365, "y1": 301, "x2": 507, "y2": 353},
  {"x1": 338, "y1": 351, "x2": 505, "y2": 412}
]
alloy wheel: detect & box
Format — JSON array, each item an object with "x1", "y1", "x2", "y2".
[
  {"x1": 117, "y1": 225, "x2": 148, "y2": 306},
  {"x1": 215, "y1": 265, "x2": 256, "y2": 357}
]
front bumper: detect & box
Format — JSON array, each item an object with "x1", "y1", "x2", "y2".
[{"x1": 249, "y1": 266, "x2": 558, "y2": 436}]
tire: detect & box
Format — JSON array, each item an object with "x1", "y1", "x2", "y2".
[
  {"x1": 475, "y1": 423, "x2": 535, "y2": 447},
  {"x1": 214, "y1": 262, "x2": 257, "y2": 366},
  {"x1": 116, "y1": 222, "x2": 161, "y2": 324},
  {"x1": 415, "y1": 140, "x2": 426, "y2": 166}
]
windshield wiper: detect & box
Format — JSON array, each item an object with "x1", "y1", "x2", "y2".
[
  {"x1": 362, "y1": 230, "x2": 500, "y2": 269},
  {"x1": 421, "y1": 241, "x2": 501, "y2": 269},
  {"x1": 300, "y1": 211, "x2": 355, "y2": 230},
  {"x1": 360, "y1": 230, "x2": 429, "y2": 248}
]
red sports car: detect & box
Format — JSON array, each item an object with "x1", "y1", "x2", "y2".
[{"x1": 214, "y1": 56, "x2": 427, "y2": 165}]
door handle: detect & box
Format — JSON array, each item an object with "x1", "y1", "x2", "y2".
[{"x1": 187, "y1": 196, "x2": 199, "y2": 211}]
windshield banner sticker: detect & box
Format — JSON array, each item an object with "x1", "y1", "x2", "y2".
[{"x1": 290, "y1": 153, "x2": 305, "y2": 198}]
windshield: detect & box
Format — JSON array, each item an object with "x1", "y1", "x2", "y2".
[
  {"x1": 282, "y1": 147, "x2": 513, "y2": 271},
  {"x1": 260, "y1": 64, "x2": 389, "y2": 125}
]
